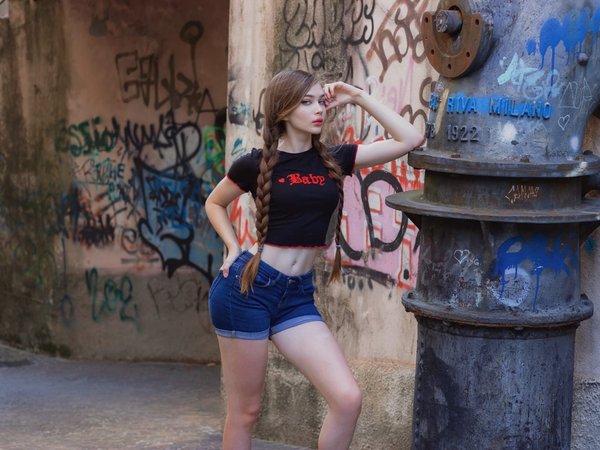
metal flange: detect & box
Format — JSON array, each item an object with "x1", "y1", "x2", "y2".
[
  {"x1": 422, "y1": 0, "x2": 494, "y2": 78},
  {"x1": 408, "y1": 149, "x2": 600, "y2": 178},
  {"x1": 403, "y1": 291, "x2": 594, "y2": 328},
  {"x1": 386, "y1": 190, "x2": 600, "y2": 223}
]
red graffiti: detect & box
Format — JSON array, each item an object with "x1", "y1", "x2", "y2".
[{"x1": 230, "y1": 197, "x2": 256, "y2": 248}]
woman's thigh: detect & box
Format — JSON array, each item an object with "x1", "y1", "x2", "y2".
[
  {"x1": 271, "y1": 321, "x2": 359, "y2": 405},
  {"x1": 218, "y1": 336, "x2": 269, "y2": 411}
]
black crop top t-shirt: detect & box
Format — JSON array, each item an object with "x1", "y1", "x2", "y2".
[{"x1": 227, "y1": 144, "x2": 358, "y2": 247}]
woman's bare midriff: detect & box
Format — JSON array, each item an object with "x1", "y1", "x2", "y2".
[{"x1": 248, "y1": 243, "x2": 319, "y2": 276}]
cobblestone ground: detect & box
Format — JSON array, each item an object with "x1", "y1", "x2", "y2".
[{"x1": 0, "y1": 344, "x2": 310, "y2": 450}]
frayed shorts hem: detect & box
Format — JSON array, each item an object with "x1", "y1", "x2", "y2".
[{"x1": 214, "y1": 314, "x2": 323, "y2": 341}]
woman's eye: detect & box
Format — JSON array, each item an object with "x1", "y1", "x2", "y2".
[
  {"x1": 318, "y1": 99, "x2": 326, "y2": 105},
  {"x1": 301, "y1": 100, "x2": 311, "y2": 105}
]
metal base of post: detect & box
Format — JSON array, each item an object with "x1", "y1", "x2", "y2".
[{"x1": 412, "y1": 317, "x2": 577, "y2": 449}]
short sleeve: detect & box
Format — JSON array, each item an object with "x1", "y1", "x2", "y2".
[
  {"x1": 226, "y1": 149, "x2": 260, "y2": 193},
  {"x1": 328, "y1": 144, "x2": 358, "y2": 176}
]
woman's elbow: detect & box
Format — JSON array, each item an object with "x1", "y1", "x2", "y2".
[
  {"x1": 205, "y1": 192, "x2": 223, "y2": 215},
  {"x1": 415, "y1": 134, "x2": 426, "y2": 148},
  {"x1": 206, "y1": 190, "x2": 217, "y2": 206},
  {"x1": 407, "y1": 130, "x2": 425, "y2": 149},
  {"x1": 393, "y1": 133, "x2": 424, "y2": 155}
]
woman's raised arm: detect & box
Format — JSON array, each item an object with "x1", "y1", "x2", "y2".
[{"x1": 323, "y1": 81, "x2": 425, "y2": 169}]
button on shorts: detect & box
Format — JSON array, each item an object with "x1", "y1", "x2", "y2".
[{"x1": 208, "y1": 251, "x2": 323, "y2": 340}]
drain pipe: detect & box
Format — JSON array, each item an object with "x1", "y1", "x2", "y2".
[{"x1": 387, "y1": 1, "x2": 600, "y2": 448}]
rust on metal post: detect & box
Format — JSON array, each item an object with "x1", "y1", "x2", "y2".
[{"x1": 422, "y1": 0, "x2": 494, "y2": 78}]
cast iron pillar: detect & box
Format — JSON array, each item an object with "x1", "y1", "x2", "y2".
[{"x1": 386, "y1": 1, "x2": 600, "y2": 448}]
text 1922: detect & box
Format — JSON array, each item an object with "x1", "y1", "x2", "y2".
[{"x1": 447, "y1": 125, "x2": 480, "y2": 142}]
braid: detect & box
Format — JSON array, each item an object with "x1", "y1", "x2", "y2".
[
  {"x1": 312, "y1": 137, "x2": 345, "y2": 283},
  {"x1": 240, "y1": 126, "x2": 281, "y2": 294}
]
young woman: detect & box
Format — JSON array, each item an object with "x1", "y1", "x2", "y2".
[{"x1": 206, "y1": 70, "x2": 423, "y2": 450}]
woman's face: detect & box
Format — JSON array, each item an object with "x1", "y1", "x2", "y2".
[{"x1": 283, "y1": 83, "x2": 326, "y2": 136}]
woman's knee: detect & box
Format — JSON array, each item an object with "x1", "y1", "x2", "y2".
[
  {"x1": 346, "y1": 383, "x2": 363, "y2": 416},
  {"x1": 330, "y1": 382, "x2": 362, "y2": 417},
  {"x1": 227, "y1": 399, "x2": 262, "y2": 429}
]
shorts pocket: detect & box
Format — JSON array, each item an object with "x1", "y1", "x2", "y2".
[
  {"x1": 233, "y1": 265, "x2": 273, "y2": 290},
  {"x1": 253, "y1": 269, "x2": 273, "y2": 288}
]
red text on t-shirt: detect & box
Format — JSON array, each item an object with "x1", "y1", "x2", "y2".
[{"x1": 280, "y1": 173, "x2": 326, "y2": 186}]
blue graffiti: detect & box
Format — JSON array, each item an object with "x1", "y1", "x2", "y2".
[
  {"x1": 136, "y1": 158, "x2": 215, "y2": 280},
  {"x1": 529, "y1": 7, "x2": 600, "y2": 73},
  {"x1": 494, "y1": 233, "x2": 578, "y2": 310},
  {"x1": 60, "y1": 111, "x2": 224, "y2": 279}
]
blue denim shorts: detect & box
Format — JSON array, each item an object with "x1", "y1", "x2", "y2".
[{"x1": 208, "y1": 251, "x2": 323, "y2": 340}]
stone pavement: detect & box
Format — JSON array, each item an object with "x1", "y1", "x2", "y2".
[{"x1": 0, "y1": 343, "x2": 310, "y2": 450}]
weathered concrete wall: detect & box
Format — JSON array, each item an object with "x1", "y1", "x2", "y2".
[
  {"x1": 0, "y1": 0, "x2": 72, "y2": 355},
  {"x1": 228, "y1": 1, "x2": 600, "y2": 448},
  {"x1": 0, "y1": 0, "x2": 229, "y2": 362}
]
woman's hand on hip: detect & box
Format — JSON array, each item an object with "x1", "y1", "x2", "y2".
[{"x1": 221, "y1": 246, "x2": 241, "y2": 278}]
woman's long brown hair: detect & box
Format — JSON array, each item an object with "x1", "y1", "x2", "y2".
[{"x1": 239, "y1": 70, "x2": 346, "y2": 293}]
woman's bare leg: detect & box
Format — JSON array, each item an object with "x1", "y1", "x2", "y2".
[
  {"x1": 217, "y1": 336, "x2": 269, "y2": 450},
  {"x1": 271, "y1": 321, "x2": 362, "y2": 450}
]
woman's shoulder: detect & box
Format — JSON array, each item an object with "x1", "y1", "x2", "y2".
[
  {"x1": 326, "y1": 143, "x2": 358, "y2": 159},
  {"x1": 327, "y1": 143, "x2": 357, "y2": 152},
  {"x1": 227, "y1": 147, "x2": 262, "y2": 191},
  {"x1": 232, "y1": 147, "x2": 262, "y2": 164},
  {"x1": 238, "y1": 147, "x2": 262, "y2": 159},
  {"x1": 228, "y1": 148, "x2": 262, "y2": 175},
  {"x1": 326, "y1": 143, "x2": 358, "y2": 176},
  {"x1": 247, "y1": 147, "x2": 265, "y2": 163}
]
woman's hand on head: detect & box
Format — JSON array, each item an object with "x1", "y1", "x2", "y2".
[
  {"x1": 220, "y1": 246, "x2": 242, "y2": 278},
  {"x1": 323, "y1": 81, "x2": 363, "y2": 110}
]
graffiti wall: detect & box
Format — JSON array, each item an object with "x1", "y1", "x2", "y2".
[{"x1": 0, "y1": 0, "x2": 229, "y2": 361}]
